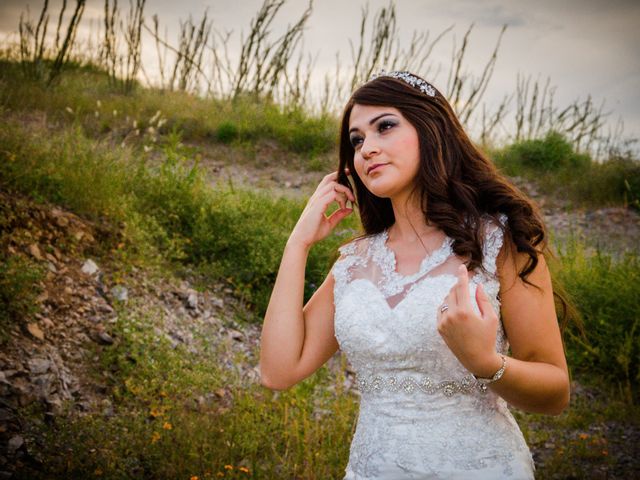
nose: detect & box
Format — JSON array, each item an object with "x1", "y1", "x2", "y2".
[{"x1": 361, "y1": 137, "x2": 380, "y2": 159}]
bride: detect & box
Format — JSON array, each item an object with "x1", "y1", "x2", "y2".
[{"x1": 259, "y1": 71, "x2": 570, "y2": 479}]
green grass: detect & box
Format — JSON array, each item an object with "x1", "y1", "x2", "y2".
[
  {"x1": 0, "y1": 60, "x2": 338, "y2": 158},
  {"x1": 491, "y1": 131, "x2": 640, "y2": 209},
  {"x1": 554, "y1": 239, "x2": 640, "y2": 403},
  {"x1": 15, "y1": 301, "x2": 358, "y2": 479},
  {"x1": 0, "y1": 114, "x2": 358, "y2": 317}
]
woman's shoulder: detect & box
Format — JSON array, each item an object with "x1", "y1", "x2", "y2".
[{"x1": 336, "y1": 231, "x2": 381, "y2": 259}]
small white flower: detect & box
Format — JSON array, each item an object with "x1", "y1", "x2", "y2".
[
  {"x1": 96, "y1": 100, "x2": 102, "y2": 108},
  {"x1": 133, "y1": 120, "x2": 137, "y2": 128},
  {"x1": 143, "y1": 145, "x2": 152, "y2": 153},
  {"x1": 65, "y1": 107, "x2": 73, "y2": 114},
  {"x1": 94, "y1": 111, "x2": 99, "y2": 118},
  {"x1": 134, "y1": 129, "x2": 140, "y2": 136},
  {"x1": 113, "y1": 109, "x2": 118, "y2": 116},
  {"x1": 147, "y1": 126, "x2": 156, "y2": 135},
  {"x1": 157, "y1": 118, "x2": 167, "y2": 128},
  {"x1": 150, "y1": 110, "x2": 161, "y2": 125}
]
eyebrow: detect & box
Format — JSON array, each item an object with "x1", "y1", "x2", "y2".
[{"x1": 349, "y1": 113, "x2": 397, "y2": 134}]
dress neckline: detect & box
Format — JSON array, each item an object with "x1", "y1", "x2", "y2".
[{"x1": 378, "y1": 229, "x2": 454, "y2": 281}]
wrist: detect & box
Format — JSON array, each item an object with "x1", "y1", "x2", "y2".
[
  {"x1": 286, "y1": 236, "x2": 312, "y2": 253},
  {"x1": 471, "y1": 352, "x2": 504, "y2": 379}
]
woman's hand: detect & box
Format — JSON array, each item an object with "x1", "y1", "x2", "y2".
[
  {"x1": 437, "y1": 264, "x2": 503, "y2": 378},
  {"x1": 288, "y1": 169, "x2": 355, "y2": 250}
]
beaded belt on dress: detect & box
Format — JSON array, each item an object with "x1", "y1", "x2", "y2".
[{"x1": 357, "y1": 374, "x2": 489, "y2": 396}]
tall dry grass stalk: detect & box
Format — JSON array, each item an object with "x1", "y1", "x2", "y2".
[
  {"x1": 6, "y1": 0, "x2": 634, "y2": 159},
  {"x1": 101, "y1": 0, "x2": 146, "y2": 93},
  {"x1": 18, "y1": 0, "x2": 86, "y2": 84}
]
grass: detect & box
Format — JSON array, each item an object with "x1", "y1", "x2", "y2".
[
  {"x1": 491, "y1": 131, "x2": 640, "y2": 210},
  {"x1": 0, "y1": 60, "x2": 338, "y2": 159},
  {"x1": 16, "y1": 300, "x2": 358, "y2": 479}
]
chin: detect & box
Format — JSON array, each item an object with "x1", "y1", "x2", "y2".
[{"x1": 363, "y1": 178, "x2": 404, "y2": 199}]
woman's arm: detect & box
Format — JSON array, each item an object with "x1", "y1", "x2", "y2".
[
  {"x1": 486, "y1": 242, "x2": 570, "y2": 414},
  {"x1": 259, "y1": 240, "x2": 340, "y2": 390},
  {"x1": 437, "y1": 241, "x2": 570, "y2": 415},
  {"x1": 259, "y1": 170, "x2": 354, "y2": 390}
]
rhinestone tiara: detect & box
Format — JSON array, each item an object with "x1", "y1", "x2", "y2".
[{"x1": 368, "y1": 70, "x2": 436, "y2": 97}]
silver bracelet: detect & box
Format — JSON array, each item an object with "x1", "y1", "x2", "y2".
[{"x1": 472, "y1": 355, "x2": 507, "y2": 392}]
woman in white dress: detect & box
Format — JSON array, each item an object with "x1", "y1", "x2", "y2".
[{"x1": 259, "y1": 71, "x2": 570, "y2": 479}]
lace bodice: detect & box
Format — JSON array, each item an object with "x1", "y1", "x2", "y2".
[{"x1": 332, "y1": 213, "x2": 535, "y2": 479}]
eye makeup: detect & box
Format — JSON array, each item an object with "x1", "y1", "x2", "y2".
[{"x1": 349, "y1": 118, "x2": 398, "y2": 149}]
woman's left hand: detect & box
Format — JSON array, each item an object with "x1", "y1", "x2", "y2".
[{"x1": 437, "y1": 264, "x2": 503, "y2": 378}]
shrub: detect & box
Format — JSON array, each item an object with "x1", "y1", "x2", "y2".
[
  {"x1": 575, "y1": 155, "x2": 640, "y2": 210},
  {"x1": 494, "y1": 131, "x2": 591, "y2": 175},
  {"x1": 556, "y1": 240, "x2": 640, "y2": 401},
  {"x1": 216, "y1": 121, "x2": 239, "y2": 143}
]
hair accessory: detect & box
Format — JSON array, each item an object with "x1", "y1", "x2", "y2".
[
  {"x1": 369, "y1": 70, "x2": 437, "y2": 97},
  {"x1": 440, "y1": 303, "x2": 449, "y2": 313}
]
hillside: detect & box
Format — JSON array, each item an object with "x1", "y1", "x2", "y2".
[{"x1": 0, "y1": 63, "x2": 639, "y2": 479}]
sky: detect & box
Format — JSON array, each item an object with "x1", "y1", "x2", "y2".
[{"x1": 1, "y1": 0, "x2": 639, "y2": 150}]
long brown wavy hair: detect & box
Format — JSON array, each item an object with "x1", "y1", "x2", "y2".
[{"x1": 336, "y1": 73, "x2": 574, "y2": 325}]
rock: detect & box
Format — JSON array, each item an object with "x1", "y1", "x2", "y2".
[
  {"x1": 228, "y1": 329, "x2": 243, "y2": 341},
  {"x1": 111, "y1": 285, "x2": 128, "y2": 302},
  {"x1": 47, "y1": 261, "x2": 57, "y2": 273},
  {"x1": 7, "y1": 435, "x2": 24, "y2": 453},
  {"x1": 27, "y1": 243, "x2": 43, "y2": 260},
  {"x1": 55, "y1": 215, "x2": 69, "y2": 228},
  {"x1": 81, "y1": 259, "x2": 99, "y2": 276},
  {"x1": 211, "y1": 297, "x2": 224, "y2": 309},
  {"x1": 41, "y1": 317, "x2": 54, "y2": 329},
  {"x1": 91, "y1": 331, "x2": 114, "y2": 345},
  {"x1": 26, "y1": 323, "x2": 45, "y2": 341},
  {"x1": 96, "y1": 303, "x2": 114, "y2": 314},
  {"x1": 27, "y1": 357, "x2": 51, "y2": 374},
  {"x1": 186, "y1": 292, "x2": 198, "y2": 310}
]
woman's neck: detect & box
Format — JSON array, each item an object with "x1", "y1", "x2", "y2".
[{"x1": 388, "y1": 191, "x2": 438, "y2": 243}]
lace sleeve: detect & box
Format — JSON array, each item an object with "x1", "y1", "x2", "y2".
[
  {"x1": 331, "y1": 237, "x2": 369, "y2": 303},
  {"x1": 482, "y1": 213, "x2": 508, "y2": 278}
]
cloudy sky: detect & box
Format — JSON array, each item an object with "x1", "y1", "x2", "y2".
[{"x1": 2, "y1": 0, "x2": 639, "y2": 148}]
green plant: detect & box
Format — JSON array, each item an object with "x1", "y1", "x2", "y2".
[
  {"x1": 556, "y1": 240, "x2": 640, "y2": 402},
  {"x1": 0, "y1": 254, "x2": 45, "y2": 342},
  {"x1": 494, "y1": 130, "x2": 591, "y2": 175}
]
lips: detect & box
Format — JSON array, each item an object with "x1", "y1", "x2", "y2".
[{"x1": 367, "y1": 163, "x2": 387, "y2": 174}]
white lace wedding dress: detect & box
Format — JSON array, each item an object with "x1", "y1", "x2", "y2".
[{"x1": 331, "y1": 213, "x2": 535, "y2": 479}]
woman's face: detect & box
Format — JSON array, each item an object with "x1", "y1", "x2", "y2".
[{"x1": 348, "y1": 104, "x2": 421, "y2": 199}]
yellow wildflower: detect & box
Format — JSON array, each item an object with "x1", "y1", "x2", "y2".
[
  {"x1": 151, "y1": 432, "x2": 161, "y2": 444},
  {"x1": 238, "y1": 466, "x2": 250, "y2": 473},
  {"x1": 163, "y1": 422, "x2": 172, "y2": 430},
  {"x1": 224, "y1": 465, "x2": 233, "y2": 470},
  {"x1": 190, "y1": 476, "x2": 199, "y2": 480}
]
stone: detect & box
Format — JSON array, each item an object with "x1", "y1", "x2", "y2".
[
  {"x1": 186, "y1": 292, "x2": 198, "y2": 310},
  {"x1": 7, "y1": 435, "x2": 23, "y2": 453},
  {"x1": 111, "y1": 285, "x2": 128, "y2": 302},
  {"x1": 27, "y1": 357, "x2": 51, "y2": 374},
  {"x1": 27, "y1": 244, "x2": 43, "y2": 260},
  {"x1": 26, "y1": 323, "x2": 45, "y2": 341},
  {"x1": 91, "y1": 331, "x2": 114, "y2": 345},
  {"x1": 81, "y1": 259, "x2": 99, "y2": 276}
]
